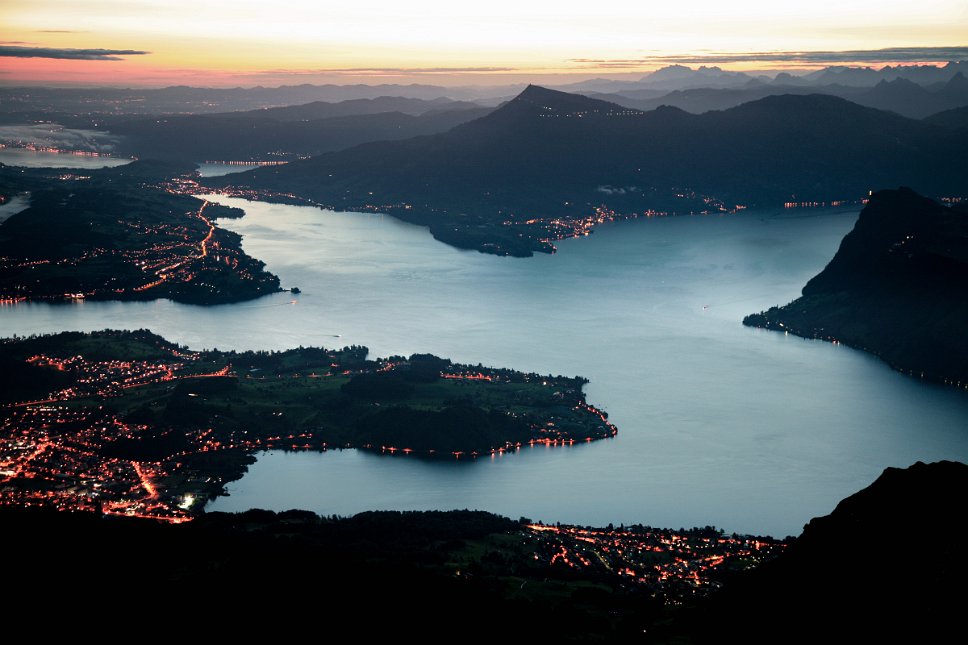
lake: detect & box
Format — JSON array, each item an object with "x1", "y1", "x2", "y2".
[
  {"x1": 2, "y1": 193, "x2": 967, "y2": 536},
  {"x1": 0, "y1": 148, "x2": 131, "y2": 169},
  {"x1": 0, "y1": 149, "x2": 273, "y2": 177},
  {"x1": 196, "y1": 162, "x2": 288, "y2": 177}
]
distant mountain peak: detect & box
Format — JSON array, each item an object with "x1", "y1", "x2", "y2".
[
  {"x1": 867, "y1": 77, "x2": 930, "y2": 101},
  {"x1": 644, "y1": 64, "x2": 738, "y2": 81},
  {"x1": 652, "y1": 104, "x2": 690, "y2": 116},
  {"x1": 515, "y1": 83, "x2": 552, "y2": 98},
  {"x1": 875, "y1": 77, "x2": 920, "y2": 88},
  {"x1": 509, "y1": 84, "x2": 633, "y2": 115},
  {"x1": 943, "y1": 71, "x2": 968, "y2": 89}
]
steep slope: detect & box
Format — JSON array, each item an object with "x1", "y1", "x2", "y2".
[{"x1": 745, "y1": 188, "x2": 968, "y2": 385}]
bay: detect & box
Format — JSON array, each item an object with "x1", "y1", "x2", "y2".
[{"x1": 2, "y1": 193, "x2": 966, "y2": 536}]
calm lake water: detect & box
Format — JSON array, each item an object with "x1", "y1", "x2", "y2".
[
  {"x1": 0, "y1": 150, "x2": 268, "y2": 178},
  {"x1": 196, "y1": 162, "x2": 288, "y2": 177},
  {"x1": 0, "y1": 148, "x2": 130, "y2": 169},
  {"x1": 2, "y1": 190, "x2": 967, "y2": 536}
]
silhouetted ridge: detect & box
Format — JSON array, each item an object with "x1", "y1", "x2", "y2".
[
  {"x1": 696, "y1": 461, "x2": 968, "y2": 643},
  {"x1": 723, "y1": 92, "x2": 900, "y2": 120},
  {"x1": 511, "y1": 84, "x2": 636, "y2": 115},
  {"x1": 925, "y1": 104, "x2": 968, "y2": 129},
  {"x1": 802, "y1": 187, "x2": 962, "y2": 293},
  {"x1": 467, "y1": 84, "x2": 641, "y2": 130},
  {"x1": 602, "y1": 68, "x2": 968, "y2": 118},
  {"x1": 651, "y1": 104, "x2": 690, "y2": 116},
  {"x1": 806, "y1": 461, "x2": 968, "y2": 536}
]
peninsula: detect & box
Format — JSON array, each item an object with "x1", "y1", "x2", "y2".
[{"x1": 0, "y1": 329, "x2": 617, "y2": 521}]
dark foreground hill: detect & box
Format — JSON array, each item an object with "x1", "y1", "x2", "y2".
[
  {"x1": 0, "y1": 507, "x2": 661, "y2": 639},
  {"x1": 207, "y1": 85, "x2": 968, "y2": 256},
  {"x1": 745, "y1": 188, "x2": 968, "y2": 386},
  {"x1": 683, "y1": 461, "x2": 968, "y2": 644},
  {"x1": 3, "y1": 461, "x2": 965, "y2": 641}
]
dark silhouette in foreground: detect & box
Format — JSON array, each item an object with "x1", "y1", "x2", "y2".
[{"x1": 3, "y1": 461, "x2": 965, "y2": 642}]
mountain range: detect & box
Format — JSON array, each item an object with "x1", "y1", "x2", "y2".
[
  {"x1": 554, "y1": 61, "x2": 968, "y2": 95},
  {"x1": 207, "y1": 85, "x2": 968, "y2": 255},
  {"x1": 3, "y1": 62, "x2": 965, "y2": 118},
  {"x1": 594, "y1": 72, "x2": 968, "y2": 119}
]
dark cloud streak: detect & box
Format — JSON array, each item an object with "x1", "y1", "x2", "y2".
[{"x1": 0, "y1": 46, "x2": 149, "y2": 61}]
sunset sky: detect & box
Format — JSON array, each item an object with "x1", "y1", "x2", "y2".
[{"x1": 2, "y1": 1, "x2": 966, "y2": 87}]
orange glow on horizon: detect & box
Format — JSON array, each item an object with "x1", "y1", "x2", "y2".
[{"x1": 1, "y1": 1, "x2": 965, "y2": 86}]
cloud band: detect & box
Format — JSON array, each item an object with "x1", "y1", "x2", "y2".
[
  {"x1": 0, "y1": 46, "x2": 149, "y2": 61},
  {"x1": 573, "y1": 46, "x2": 968, "y2": 68}
]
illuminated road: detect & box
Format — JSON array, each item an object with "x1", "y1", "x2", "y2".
[{"x1": 134, "y1": 200, "x2": 214, "y2": 292}]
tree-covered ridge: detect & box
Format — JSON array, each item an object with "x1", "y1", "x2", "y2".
[{"x1": 744, "y1": 188, "x2": 968, "y2": 386}]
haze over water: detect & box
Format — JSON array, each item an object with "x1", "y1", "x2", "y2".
[{"x1": 3, "y1": 195, "x2": 967, "y2": 536}]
